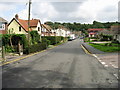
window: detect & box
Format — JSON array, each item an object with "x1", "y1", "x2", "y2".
[
  {"x1": 38, "y1": 27, "x2": 40, "y2": 31},
  {"x1": 19, "y1": 26, "x2": 21, "y2": 31},
  {"x1": 0, "y1": 24, "x2": 5, "y2": 30}
]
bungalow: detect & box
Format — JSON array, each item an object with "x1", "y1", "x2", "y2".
[
  {"x1": 88, "y1": 28, "x2": 105, "y2": 37},
  {"x1": 0, "y1": 17, "x2": 8, "y2": 34},
  {"x1": 8, "y1": 14, "x2": 42, "y2": 35}
]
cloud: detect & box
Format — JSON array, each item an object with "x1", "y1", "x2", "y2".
[
  {"x1": 68, "y1": 0, "x2": 119, "y2": 23},
  {"x1": 32, "y1": 2, "x2": 59, "y2": 23},
  {"x1": 0, "y1": 0, "x2": 119, "y2": 23}
]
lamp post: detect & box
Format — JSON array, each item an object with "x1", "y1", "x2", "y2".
[{"x1": 28, "y1": 0, "x2": 31, "y2": 54}]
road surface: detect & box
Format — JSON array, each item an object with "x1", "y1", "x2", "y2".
[{"x1": 2, "y1": 39, "x2": 118, "y2": 88}]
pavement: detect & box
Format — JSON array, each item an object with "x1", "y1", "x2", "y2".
[
  {"x1": 1, "y1": 39, "x2": 118, "y2": 88},
  {"x1": 82, "y1": 41, "x2": 119, "y2": 69}
]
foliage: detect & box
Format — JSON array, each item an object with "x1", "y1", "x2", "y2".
[
  {"x1": 44, "y1": 21, "x2": 120, "y2": 36},
  {"x1": 30, "y1": 31, "x2": 41, "y2": 44},
  {"x1": 100, "y1": 35, "x2": 113, "y2": 41},
  {"x1": 84, "y1": 37, "x2": 90, "y2": 42},
  {"x1": 2, "y1": 34, "x2": 28, "y2": 48},
  {"x1": 2, "y1": 34, "x2": 28, "y2": 52},
  {"x1": 24, "y1": 43, "x2": 47, "y2": 54},
  {"x1": 112, "y1": 39, "x2": 120, "y2": 44},
  {"x1": 41, "y1": 36, "x2": 63, "y2": 45},
  {"x1": 42, "y1": 38, "x2": 50, "y2": 46}
]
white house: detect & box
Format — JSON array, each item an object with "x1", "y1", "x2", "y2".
[{"x1": 55, "y1": 27, "x2": 70, "y2": 37}]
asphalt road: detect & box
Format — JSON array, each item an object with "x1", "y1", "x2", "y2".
[{"x1": 2, "y1": 39, "x2": 118, "y2": 88}]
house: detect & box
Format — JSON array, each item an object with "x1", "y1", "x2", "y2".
[
  {"x1": 8, "y1": 14, "x2": 42, "y2": 35},
  {"x1": 41, "y1": 24, "x2": 55, "y2": 36},
  {"x1": 0, "y1": 17, "x2": 8, "y2": 34},
  {"x1": 88, "y1": 28, "x2": 105, "y2": 37},
  {"x1": 110, "y1": 25, "x2": 120, "y2": 43},
  {"x1": 56, "y1": 26, "x2": 68, "y2": 37},
  {"x1": 98, "y1": 25, "x2": 120, "y2": 42}
]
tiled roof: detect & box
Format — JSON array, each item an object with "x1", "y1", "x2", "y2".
[
  {"x1": 0, "y1": 17, "x2": 7, "y2": 22},
  {"x1": 9, "y1": 18, "x2": 41, "y2": 32},
  {"x1": 89, "y1": 32, "x2": 96, "y2": 35},
  {"x1": 43, "y1": 24, "x2": 52, "y2": 30},
  {"x1": 26, "y1": 19, "x2": 40, "y2": 27},
  {"x1": 18, "y1": 19, "x2": 30, "y2": 31},
  {"x1": 42, "y1": 24, "x2": 52, "y2": 31}
]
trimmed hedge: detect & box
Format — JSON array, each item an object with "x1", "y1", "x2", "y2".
[
  {"x1": 42, "y1": 38, "x2": 50, "y2": 46},
  {"x1": 24, "y1": 43, "x2": 47, "y2": 54},
  {"x1": 41, "y1": 36, "x2": 64, "y2": 45}
]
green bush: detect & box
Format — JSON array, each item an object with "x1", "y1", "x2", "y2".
[
  {"x1": 100, "y1": 35, "x2": 113, "y2": 41},
  {"x1": 30, "y1": 31, "x2": 41, "y2": 44},
  {"x1": 2, "y1": 34, "x2": 28, "y2": 52},
  {"x1": 112, "y1": 39, "x2": 119, "y2": 44},
  {"x1": 84, "y1": 37, "x2": 90, "y2": 42},
  {"x1": 24, "y1": 43, "x2": 47, "y2": 54},
  {"x1": 42, "y1": 38, "x2": 50, "y2": 46},
  {"x1": 5, "y1": 45, "x2": 15, "y2": 53},
  {"x1": 41, "y1": 36, "x2": 63, "y2": 45}
]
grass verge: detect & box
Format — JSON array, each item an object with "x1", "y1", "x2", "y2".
[{"x1": 89, "y1": 43, "x2": 120, "y2": 52}]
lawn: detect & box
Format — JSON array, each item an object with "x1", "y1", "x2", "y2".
[{"x1": 89, "y1": 43, "x2": 120, "y2": 52}]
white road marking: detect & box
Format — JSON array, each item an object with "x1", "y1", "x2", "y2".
[
  {"x1": 113, "y1": 74, "x2": 119, "y2": 79},
  {"x1": 101, "y1": 62, "x2": 106, "y2": 65},
  {"x1": 110, "y1": 62, "x2": 118, "y2": 68}
]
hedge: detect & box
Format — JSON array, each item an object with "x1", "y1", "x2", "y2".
[
  {"x1": 24, "y1": 42, "x2": 47, "y2": 54},
  {"x1": 100, "y1": 35, "x2": 113, "y2": 41},
  {"x1": 30, "y1": 31, "x2": 41, "y2": 44},
  {"x1": 41, "y1": 36, "x2": 64, "y2": 45},
  {"x1": 42, "y1": 38, "x2": 50, "y2": 46}
]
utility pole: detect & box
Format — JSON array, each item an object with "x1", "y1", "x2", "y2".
[{"x1": 28, "y1": 0, "x2": 31, "y2": 54}]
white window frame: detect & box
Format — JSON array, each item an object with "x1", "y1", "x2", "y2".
[{"x1": 0, "y1": 24, "x2": 5, "y2": 30}]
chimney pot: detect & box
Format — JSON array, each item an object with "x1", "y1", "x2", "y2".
[{"x1": 15, "y1": 14, "x2": 19, "y2": 20}]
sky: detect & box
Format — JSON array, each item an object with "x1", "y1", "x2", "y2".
[{"x1": 0, "y1": 0, "x2": 119, "y2": 24}]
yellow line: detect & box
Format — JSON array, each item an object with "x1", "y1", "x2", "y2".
[
  {"x1": 81, "y1": 44, "x2": 91, "y2": 54},
  {"x1": 0, "y1": 46, "x2": 57, "y2": 66}
]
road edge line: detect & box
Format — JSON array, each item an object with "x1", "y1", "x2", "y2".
[
  {"x1": 0, "y1": 45, "x2": 58, "y2": 66},
  {"x1": 81, "y1": 44, "x2": 92, "y2": 54}
]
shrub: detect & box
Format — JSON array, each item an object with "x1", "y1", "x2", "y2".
[
  {"x1": 112, "y1": 39, "x2": 119, "y2": 44},
  {"x1": 84, "y1": 37, "x2": 90, "y2": 42},
  {"x1": 42, "y1": 38, "x2": 50, "y2": 46},
  {"x1": 2, "y1": 34, "x2": 28, "y2": 52},
  {"x1": 100, "y1": 35, "x2": 113, "y2": 41},
  {"x1": 5, "y1": 45, "x2": 15, "y2": 53},
  {"x1": 30, "y1": 31, "x2": 41, "y2": 44},
  {"x1": 24, "y1": 42, "x2": 47, "y2": 54},
  {"x1": 41, "y1": 36, "x2": 63, "y2": 45}
]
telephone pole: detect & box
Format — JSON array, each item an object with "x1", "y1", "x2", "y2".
[{"x1": 28, "y1": 0, "x2": 31, "y2": 54}]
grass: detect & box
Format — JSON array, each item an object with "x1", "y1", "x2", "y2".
[{"x1": 89, "y1": 43, "x2": 120, "y2": 52}]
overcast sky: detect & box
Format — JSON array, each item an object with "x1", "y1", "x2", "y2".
[{"x1": 0, "y1": 0, "x2": 119, "y2": 24}]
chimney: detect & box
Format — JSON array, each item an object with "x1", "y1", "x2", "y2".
[{"x1": 15, "y1": 14, "x2": 19, "y2": 20}]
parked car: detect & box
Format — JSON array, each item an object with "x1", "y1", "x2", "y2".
[{"x1": 68, "y1": 38, "x2": 73, "y2": 41}]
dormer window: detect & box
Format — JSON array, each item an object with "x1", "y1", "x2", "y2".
[{"x1": 19, "y1": 26, "x2": 21, "y2": 31}]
